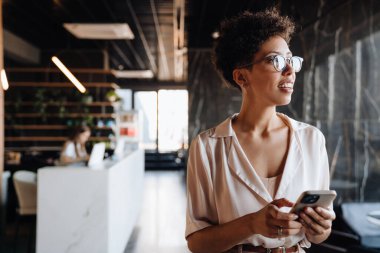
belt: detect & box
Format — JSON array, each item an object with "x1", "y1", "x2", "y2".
[{"x1": 241, "y1": 244, "x2": 298, "y2": 253}]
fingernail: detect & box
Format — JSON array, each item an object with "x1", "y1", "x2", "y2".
[{"x1": 292, "y1": 214, "x2": 298, "y2": 220}]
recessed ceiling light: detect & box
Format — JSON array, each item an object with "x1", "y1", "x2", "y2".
[
  {"x1": 212, "y1": 31, "x2": 220, "y2": 39},
  {"x1": 63, "y1": 23, "x2": 135, "y2": 40}
]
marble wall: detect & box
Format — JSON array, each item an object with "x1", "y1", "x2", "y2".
[
  {"x1": 298, "y1": 1, "x2": 380, "y2": 203},
  {"x1": 188, "y1": 0, "x2": 380, "y2": 202}
]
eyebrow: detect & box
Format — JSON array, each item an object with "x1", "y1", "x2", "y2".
[{"x1": 266, "y1": 51, "x2": 293, "y2": 56}]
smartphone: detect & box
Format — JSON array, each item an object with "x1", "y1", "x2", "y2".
[{"x1": 289, "y1": 190, "x2": 337, "y2": 214}]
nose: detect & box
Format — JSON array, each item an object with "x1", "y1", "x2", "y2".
[{"x1": 282, "y1": 61, "x2": 295, "y2": 76}]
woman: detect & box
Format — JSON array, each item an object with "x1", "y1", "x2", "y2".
[
  {"x1": 185, "y1": 8, "x2": 335, "y2": 253},
  {"x1": 59, "y1": 125, "x2": 91, "y2": 165}
]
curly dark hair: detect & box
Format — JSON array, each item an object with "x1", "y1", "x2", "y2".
[{"x1": 213, "y1": 8, "x2": 296, "y2": 90}]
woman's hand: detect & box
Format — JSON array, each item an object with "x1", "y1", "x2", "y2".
[
  {"x1": 251, "y1": 198, "x2": 302, "y2": 238},
  {"x1": 299, "y1": 206, "x2": 335, "y2": 244}
]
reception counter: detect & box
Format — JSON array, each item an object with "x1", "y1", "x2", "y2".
[{"x1": 36, "y1": 148, "x2": 144, "y2": 253}]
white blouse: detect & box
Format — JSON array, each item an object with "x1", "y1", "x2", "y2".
[
  {"x1": 185, "y1": 113, "x2": 332, "y2": 250},
  {"x1": 61, "y1": 141, "x2": 88, "y2": 160}
]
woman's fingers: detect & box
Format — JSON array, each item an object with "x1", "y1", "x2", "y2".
[
  {"x1": 271, "y1": 198, "x2": 294, "y2": 208},
  {"x1": 302, "y1": 207, "x2": 332, "y2": 229},
  {"x1": 268, "y1": 204, "x2": 298, "y2": 222},
  {"x1": 266, "y1": 225, "x2": 303, "y2": 238},
  {"x1": 299, "y1": 208, "x2": 332, "y2": 234},
  {"x1": 315, "y1": 207, "x2": 336, "y2": 220}
]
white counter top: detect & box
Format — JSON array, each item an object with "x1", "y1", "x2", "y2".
[{"x1": 37, "y1": 148, "x2": 145, "y2": 253}]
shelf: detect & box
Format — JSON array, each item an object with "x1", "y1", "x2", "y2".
[
  {"x1": 5, "y1": 125, "x2": 113, "y2": 130},
  {"x1": 5, "y1": 146, "x2": 62, "y2": 152},
  {"x1": 118, "y1": 122, "x2": 137, "y2": 127},
  {"x1": 6, "y1": 136, "x2": 67, "y2": 141},
  {"x1": 6, "y1": 68, "x2": 114, "y2": 74},
  {"x1": 5, "y1": 136, "x2": 111, "y2": 141},
  {"x1": 12, "y1": 113, "x2": 116, "y2": 118},
  {"x1": 5, "y1": 101, "x2": 114, "y2": 107},
  {"x1": 5, "y1": 68, "x2": 119, "y2": 152},
  {"x1": 9, "y1": 82, "x2": 120, "y2": 89}
]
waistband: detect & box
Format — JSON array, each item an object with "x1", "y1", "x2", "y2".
[{"x1": 238, "y1": 244, "x2": 299, "y2": 253}]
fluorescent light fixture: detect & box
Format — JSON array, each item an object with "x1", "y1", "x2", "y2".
[
  {"x1": 111, "y1": 70, "x2": 154, "y2": 79},
  {"x1": 1, "y1": 69, "x2": 9, "y2": 90},
  {"x1": 51, "y1": 56, "x2": 86, "y2": 93},
  {"x1": 63, "y1": 23, "x2": 134, "y2": 40}
]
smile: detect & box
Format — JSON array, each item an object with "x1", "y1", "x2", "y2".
[{"x1": 278, "y1": 83, "x2": 293, "y2": 88}]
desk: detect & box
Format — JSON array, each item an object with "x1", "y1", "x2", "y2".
[{"x1": 36, "y1": 148, "x2": 144, "y2": 253}]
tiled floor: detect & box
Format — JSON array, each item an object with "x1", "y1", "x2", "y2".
[{"x1": 125, "y1": 170, "x2": 191, "y2": 253}]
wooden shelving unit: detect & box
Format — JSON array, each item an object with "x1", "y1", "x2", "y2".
[
  {"x1": 4, "y1": 68, "x2": 118, "y2": 153},
  {"x1": 6, "y1": 101, "x2": 113, "y2": 106},
  {"x1": 6, "y1": 125, "x2": 113, "y2": 130},
  {"x1": 9, "y1": 82, "x2": 119, "y2": 89},
  {"x1": 5, "y1": 137, "x2": 110, "y2": 141},
  {"x1": 12, "y1": 113, "x2": 116, "y2": 118}
]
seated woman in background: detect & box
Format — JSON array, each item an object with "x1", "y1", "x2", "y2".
[{"x1": 59, "y1": 125, "x2": 91, "y2": 165}]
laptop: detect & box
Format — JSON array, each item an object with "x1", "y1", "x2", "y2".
[
  {"x1": 87, "y1": 142, "x2": 106, "y2": 169},
  {"x1": 113, "y1": 139, "x2": 125, "y2": 158}
]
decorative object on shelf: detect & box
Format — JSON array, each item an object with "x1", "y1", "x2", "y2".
[
  {"x1": 97, "y1": 119, "x2": 105, "y2": 128},
  {"x1": 34, "y1": 88, "x2": 48, "y2": 122},
  {"x1": 105, "y1": 90, "x2": 122, "y2": 102},
  {"x1": 105, "y1": 119, "x2": 115, "y2": 128},
  {"x1": 81, "y1": 94, "x2": 93, "y2": 104},
  {"x1": 83, "y1": 115, "x2": 94, "y2": 127},
  {"x1": 116, "y1": 110, "x2": 141, "y2": 143},
  {"x1": 5, "y1": 151, "x2": 22, "y2": 165}
]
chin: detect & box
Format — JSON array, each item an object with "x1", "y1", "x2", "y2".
[{"x1": 277, "y1": 98, "x2": 292, "y2": 106}]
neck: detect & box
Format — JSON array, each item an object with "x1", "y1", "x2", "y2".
[{"x1": 235, "y1": 96, "x2": 279, "y2": 135}]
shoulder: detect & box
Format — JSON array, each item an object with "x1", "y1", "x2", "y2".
[
  {"x1": 191, "y1": 117, "x2": 232, "y2": 147},
  {"x1": 62, "y1": 141, "x2": 75, "y2": 150},
  {"x1": 190, "y1": 128, "x2": 217, "y2": 151},
  {"x1": 64, "y1": 140, "x2": 74, "y2": 146},
  {"x1": 287, "y1": 117, "x2": 326, "y2": 145}
]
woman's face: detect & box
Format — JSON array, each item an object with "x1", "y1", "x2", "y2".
[
  {"x1": 244, "y1": 35, "x2": 296, "y2": 107},
  {"x1": 77, "y1": 130, "x2": 91, "y2": 144}
]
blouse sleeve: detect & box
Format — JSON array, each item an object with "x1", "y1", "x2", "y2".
[
  {"x1": 185, "y1": 135, "x2": 218, "y2": 238},
  {"x1": 300, "y1": 131, "x2": 333, "y2": 248},
  {"x1": 61, "y1": 142, "x2": 76, "y2": 159}
]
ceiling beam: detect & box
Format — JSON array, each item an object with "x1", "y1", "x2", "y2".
[
  {"x1": 110, "y1": 41, "x2": 134, "y2": 69},
  {"x1": 126, "y1": 0, "x2": 158, "y2": 74},
  {"x1": 4, "y1": 29, "x2": 40, "y2": 64},
  {"x1": 118, "y1": 80, "x2": 186, "y2": 90},
  {"x1": 173, "y1": 0, "x2": 186, "y2": 81},
  {"x1": 124, "y1": 40, "x2": 146, "y2": 69},
  {"x1": 99, "y1": 0, "x2": 147, "y2": 70},
  {"x1": 150, "y1": 0, "x2": 170, "y2": 79}
]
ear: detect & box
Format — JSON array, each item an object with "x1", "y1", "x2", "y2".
[{"x1": 232, "y1": 69, "x2": 247, "y2": 89}]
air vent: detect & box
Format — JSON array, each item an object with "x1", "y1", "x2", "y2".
[
  {"x1": 111, "y1": 70, "x2": 154, "y2": 79},
  {"x1": 63, "y1": 23, "x2": 134, "y2": 40}
]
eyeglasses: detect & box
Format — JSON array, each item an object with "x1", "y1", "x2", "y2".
[{"x1": 238, "y1": 55, "x2": 304, "y2": 73}]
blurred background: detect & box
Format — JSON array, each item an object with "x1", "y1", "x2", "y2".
[{"x1": 1, "y1": 0, "x2": 380, "y2": 252}]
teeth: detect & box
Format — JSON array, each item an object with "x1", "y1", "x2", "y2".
[{"x1": 278, "y1": 83, "x2": 293, "y2": 88}]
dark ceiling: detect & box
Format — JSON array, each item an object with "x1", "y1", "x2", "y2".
[{"x1": 3, "y1": 0, "x2": 353, "y2": 81}]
